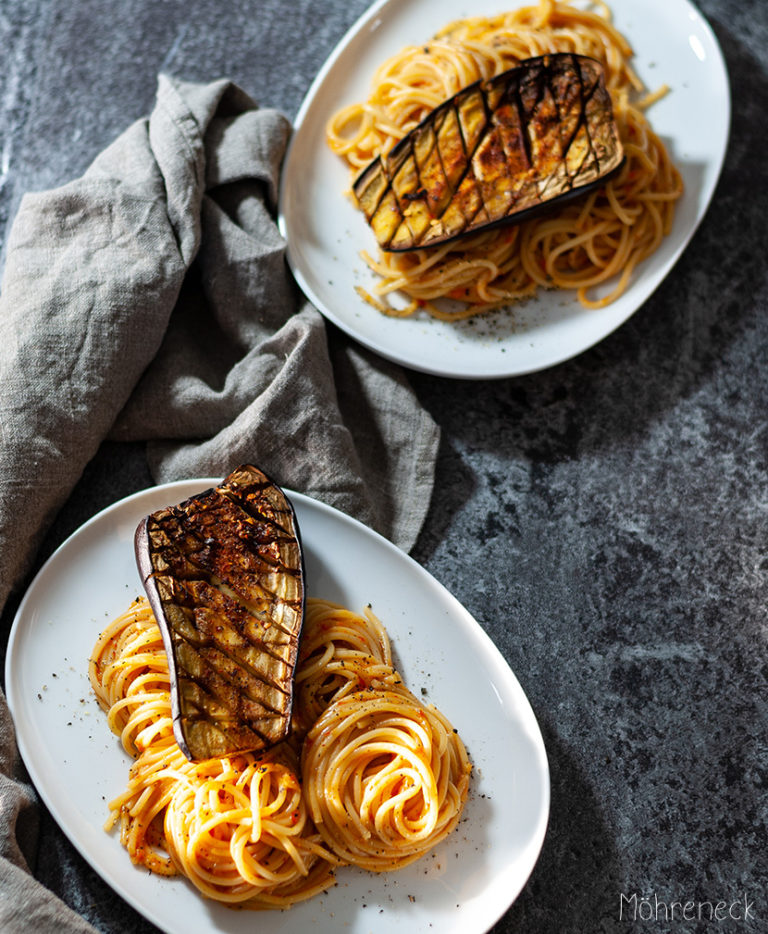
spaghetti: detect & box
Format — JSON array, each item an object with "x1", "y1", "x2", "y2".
[
  {"x1": 293, "y1": 598, "x2": 402, "y2": 735},
  {"x1": 302, "y1": 688, "x2": 472, "y2": 871},
  {"x1": 90, "y1": 595, "x2": 471, "y2": 908},
  {"x1": 89, "y1": 597, "x2": 337, "y2": 905},
  {"x1": 326, "y1": 0, "x2": 683, "y2": 317}
]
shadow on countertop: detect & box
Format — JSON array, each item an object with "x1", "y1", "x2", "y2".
[{"x1": 493, "y1": 721, "x2": 622, "y2": 933}]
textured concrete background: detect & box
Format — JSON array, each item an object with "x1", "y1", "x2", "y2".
[{"x1": 1, "y1": 0, "x2": 766, "y2": 931}]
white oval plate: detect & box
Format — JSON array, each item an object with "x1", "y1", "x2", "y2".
[
  {"x1": 6, "y1": 480, "x2": 549, "y2": 934},
  {"x1": 279, "y1": 0, "x2": 730, "y2": 379}
]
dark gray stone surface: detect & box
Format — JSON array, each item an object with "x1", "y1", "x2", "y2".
[{"x1": 1, "y1": 0, "x2": 766, "y2": 932}]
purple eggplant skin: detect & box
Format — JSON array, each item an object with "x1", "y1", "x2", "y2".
[
  {"x1": 353, "y1": 52, "x2": 625, "y2": 252},
  {"x1": 135, "y1": 464, "x2": 305, "y2": 762}
]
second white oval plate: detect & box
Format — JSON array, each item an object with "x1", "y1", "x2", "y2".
[
  {"x1": 7, "y1": 480, "x2": 549, "y2": 934},
  {"x1": 279, "y1": 0, "x2": 730, "y2": 379}
]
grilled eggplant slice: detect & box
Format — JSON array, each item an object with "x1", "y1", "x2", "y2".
[
  {"x1": 353, "y1": 53, "x2": 624, "y2": 252},
  {"x1": 135, "y1": 464, "x2": 305, "y2": 761}
]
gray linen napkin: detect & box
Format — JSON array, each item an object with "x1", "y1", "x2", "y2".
[{"x1": 0, "y1": 75, "x2": 439, "y2": 931}]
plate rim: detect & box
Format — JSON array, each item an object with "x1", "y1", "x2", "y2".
[{"x1": 6, "y1": 478, "x2": 551, "y2": 934}]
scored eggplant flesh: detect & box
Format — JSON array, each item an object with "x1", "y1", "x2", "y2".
[
  {"x1": 353, "y1": 53, "x2": 624, "y2": 252},
  {"x1": 135, "y1": 464, "x2": 305, "y2": 762}
]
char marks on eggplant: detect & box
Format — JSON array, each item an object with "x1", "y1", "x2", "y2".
[
  {"x1": 353, "y1": 53, "x2": 624, "y2": 252},
  {"x1": 135, "y1": 464, "x2": 304, "y2": 762}
]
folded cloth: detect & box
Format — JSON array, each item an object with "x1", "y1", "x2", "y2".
[{"x1": 0, "y1": 75, "x2": 439, "y2": 931}]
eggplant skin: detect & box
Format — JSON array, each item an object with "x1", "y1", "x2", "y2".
[
  {"x1": 135, "y1": 464, "x2": 305, "y2": 762},
  {"x1": 353, "y1": 53, "x2": 625, "y2": 252}
]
